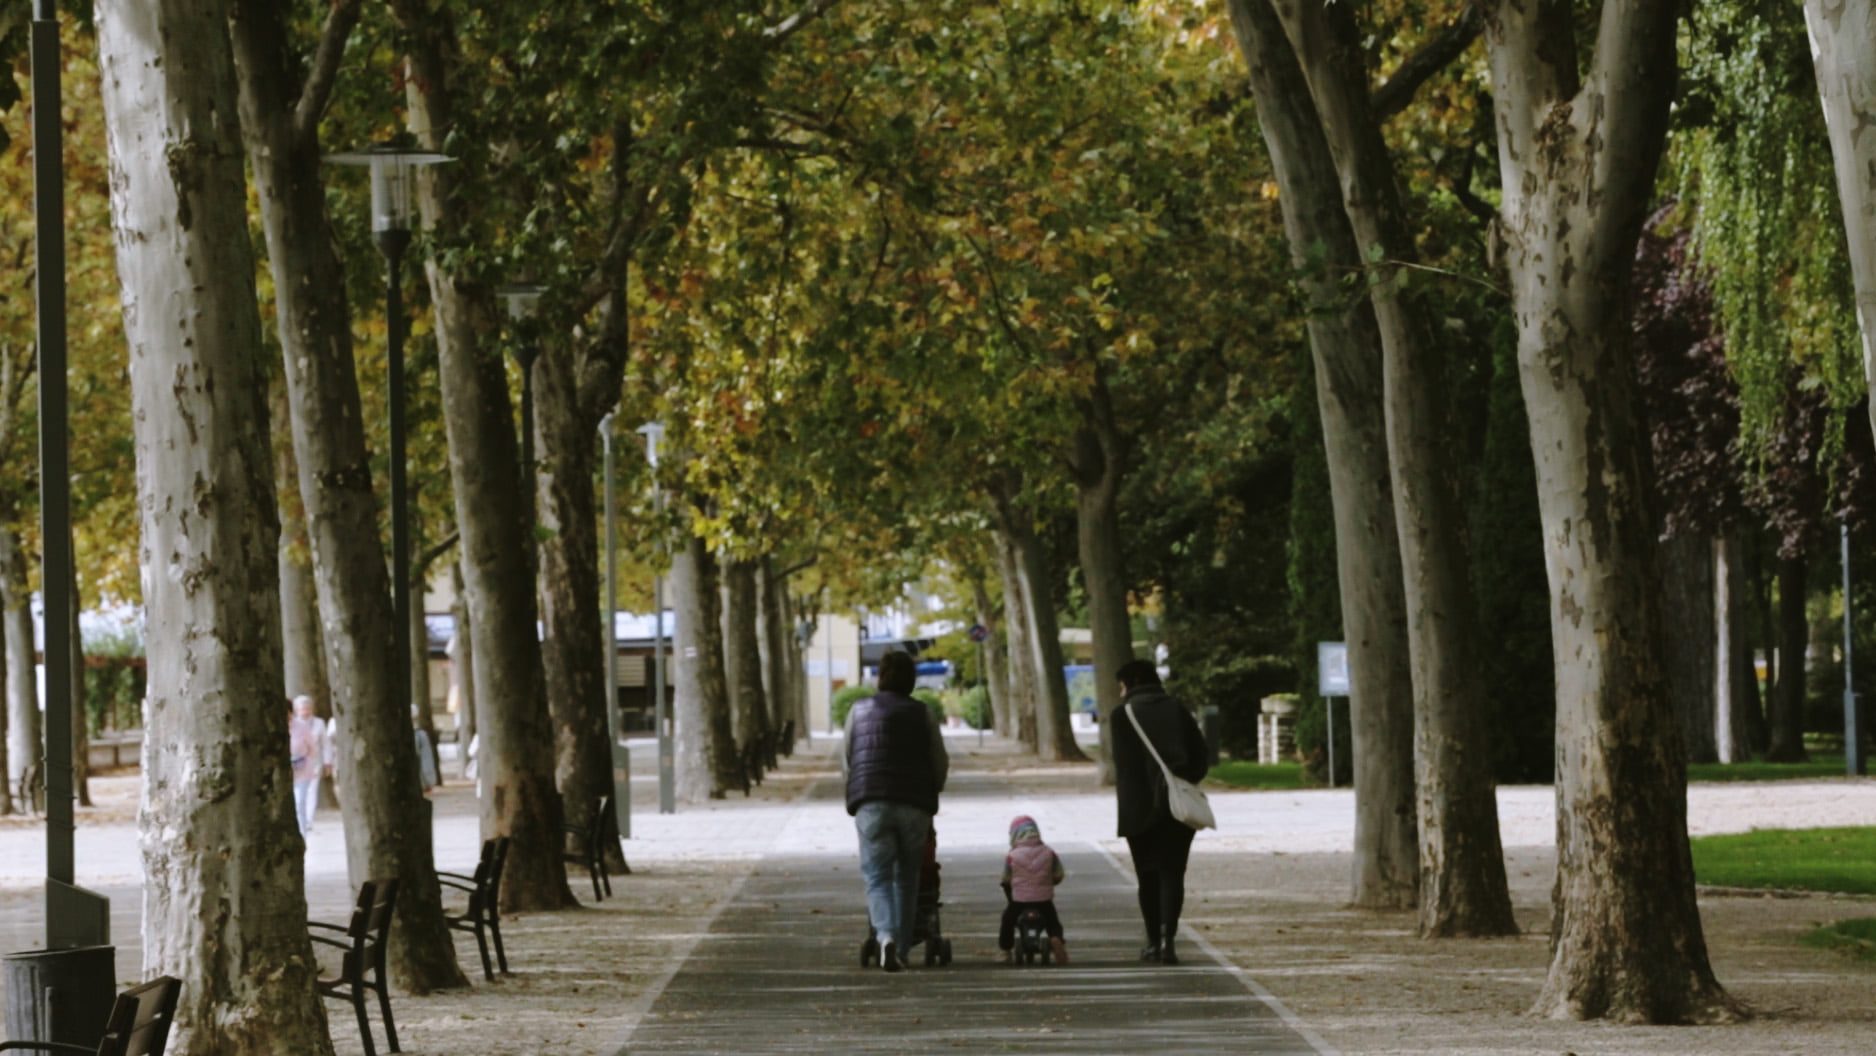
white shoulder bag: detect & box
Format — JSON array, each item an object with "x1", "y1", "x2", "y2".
[{"x1": 1125, "y1": 703, "x2": 1216, "y2": 831}]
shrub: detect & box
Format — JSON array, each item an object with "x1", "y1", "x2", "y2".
[
  {"x1": 911, "y1": 688, "x2": 946, "y2": 727},
  {"x1": 831, "y1": 683, "x2": 875, "y2": 728},
  {"x1": 955, "y1": 685, "x2": 992, "y2": 730}
]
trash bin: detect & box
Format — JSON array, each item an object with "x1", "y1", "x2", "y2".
[{"x1": 3, "y1": 945, "x2": 116, "y2": 1049}]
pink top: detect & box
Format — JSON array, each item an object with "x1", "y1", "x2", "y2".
[
  {"x1": 289, "y1": 716, "x2": 324, "y2": 783},
  {"x1": 1005, "y1": 842, "x2": 1063, "y2": 903}
]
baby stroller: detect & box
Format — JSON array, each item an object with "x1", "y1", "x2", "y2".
[{"x1": 859, "y1": 824, "x2": 954, "y2": 968}]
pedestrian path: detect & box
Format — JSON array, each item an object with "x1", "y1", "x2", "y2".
[{"x1": 614, "y1": 774, "x2": 1330, "y2": 1055}]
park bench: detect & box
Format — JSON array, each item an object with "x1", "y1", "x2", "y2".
[
  {"x1": 440, "y1": 838, "x2": 510, "y2": 981},
  {"x1": 310, "y1": 879, "x2": 401, "y2": 1056},
  {"x1": 0, "y1": 975, "x2": 179, "y2": 1056},
  {"x1": 561, "y1": 794, "x2": 626, "y2": 901}
]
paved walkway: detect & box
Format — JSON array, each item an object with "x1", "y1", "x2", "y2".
[{"x1": 614, "y1": 770, "x2": 1330, "y2": 1055}]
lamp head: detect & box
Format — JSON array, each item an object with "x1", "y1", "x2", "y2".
[
  {"x1": 636, "y1": 421, "x2": 666, "y2": 467},
  {"x1": 326, "y1": 141, "x2": 452, "y2": 235}
]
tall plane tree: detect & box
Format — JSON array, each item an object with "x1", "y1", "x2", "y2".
[
  {"x1": 229, "y1": 0, "x2": 467, "y2": 986},
  {"x1": 97, "y1": 0, "x2": 334, "y2": 1047},
  {"x1": 1484, "y1": 0, "x2": 1737, "y2": 1020},
  {"x1": 1225, "y1": 0, "x2": 1418, "y2": 910},
  {"x1": 390, "y1": 0, "x2": 573, "y2": 911},
  {"x1": 1806, "y1": 0, "x2": 1876, "y2": 446}
]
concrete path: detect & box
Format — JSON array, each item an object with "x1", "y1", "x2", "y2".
[{"x1": 614, "y1": 774, "x2": 1331, "y2": 1056}]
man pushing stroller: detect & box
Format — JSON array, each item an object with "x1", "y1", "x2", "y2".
[{"x1": 842, "y1": 651, "x2": 949, "y2": 972}]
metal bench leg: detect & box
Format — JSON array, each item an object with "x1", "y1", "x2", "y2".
[
  {"x1": 490, "y1": 912, "x2": 510, "y2": 974},
  {"x1": 353, "y1": 988, "x2": 377, "y2": 1056},
  {"x1": 377, "y1": 978, "x2": 400, "y2": 1053},
  {"x1": 471, "y1": 920, "x2": 494, "y2": 981}
]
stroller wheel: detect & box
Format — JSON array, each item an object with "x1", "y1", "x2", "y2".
[
  {"x1": 938, "y1": 939, "x2": 953, "y2": 966},
  {"x1": 861, "y1": 936, "x2": 878, "y2": 968},
  {"x1": 923, "y1": 943, "x2": 937, "y2": 968}
]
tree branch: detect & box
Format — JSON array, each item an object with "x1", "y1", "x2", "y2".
[
  {"x1": 293, "y1": 0, "x2": 362, "y2": 141},
  {"x1": 1370, "y1": 5, "x2": 1482, "y2": 122},
  {"x1": 764, "y1": 0, "x2": 840, "y2": 45},
  {"x1": 415, "y1": 531, "x2": 460, "y2": 579}
]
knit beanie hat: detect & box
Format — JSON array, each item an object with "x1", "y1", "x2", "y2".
[{"x1": 1008, "y1": 815, "x2": 1042, "y2": 847}]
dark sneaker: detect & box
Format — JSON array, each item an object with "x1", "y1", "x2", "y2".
[
  {"x1": 882, "y1": 940, "x2": 903, "y2": 972},
  {"x1": 1160, "y1": 939, "x2": 1179, "y2": 966},
  {"x1": 1139, "y1": 943, "x2": 1162, "y2": 963}
]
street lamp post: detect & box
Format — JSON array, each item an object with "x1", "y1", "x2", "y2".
[
  {"x1": 638, "y1": 422, "x2": 674, "y2": 814},
  {"x1": 327, "y1": 142, "x2": 450, "y2": 772}
]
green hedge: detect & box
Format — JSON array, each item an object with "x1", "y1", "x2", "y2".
[{"x1": 833, "y1": 684, "x2": 946, "y2": 729}]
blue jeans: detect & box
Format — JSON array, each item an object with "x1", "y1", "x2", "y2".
[{"x1": 854, "y1": 800, "x2": 930, "y2": 948}]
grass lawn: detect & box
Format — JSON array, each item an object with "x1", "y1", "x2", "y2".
[
  {"x1": 1803, "y1": 918, "x2": 1876, "y2": 963},
  {"x1": 1206, "y1": 760, "x2": 1308, "y2": 790},
  {"x1": 1686, "y1": 754, "x2": 1850, "y2": 782},
  {"x1": 1689, "y1": 826, "x2": 1876, "y2": 894}
]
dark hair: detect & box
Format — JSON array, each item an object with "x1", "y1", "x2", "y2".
[
  {"x1": 878, "y1": 651, "x2": 917, "y2": 694},
  {"x1": 1116, "y1": 659, "x2": 1160, "y2": 691}
]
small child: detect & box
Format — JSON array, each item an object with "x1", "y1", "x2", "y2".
[{"x1": 999, "y1": 814, "x2": 1067, "y2": 964}]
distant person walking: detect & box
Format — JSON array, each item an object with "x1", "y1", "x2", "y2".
[
  {"x1": 1112, "y1": 660, "x2": 1207, "y2": 965},
  {"x1": 288, "y1": 695, "x2": 328, "y2": 835},
  {"x1": 843, "y1": 650, "x2": 949, "y2": 972}
]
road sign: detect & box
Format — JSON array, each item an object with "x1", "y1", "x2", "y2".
[
  {"x1": 1317, "y1": 641, "x2": 1350, "y2": 697},
  {"x1": 968, "y1": 623, "x2": 989, "y2": 643}
]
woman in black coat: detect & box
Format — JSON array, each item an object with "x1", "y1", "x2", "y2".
[{"x1": 1111, "y1": 659, "x2": 1209, "y2": 965}]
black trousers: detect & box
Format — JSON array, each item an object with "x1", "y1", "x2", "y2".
[
  {"x1": 998, "y1": 899, "x2": 1064, "y2": 948},
  {"x1": 1125, "y1": 817, "x2": 1195, "y2": 943}
]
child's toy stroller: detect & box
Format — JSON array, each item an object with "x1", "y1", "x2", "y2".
[{"x1": 859, "y1": 825, "x2": 954, "y2": 968}]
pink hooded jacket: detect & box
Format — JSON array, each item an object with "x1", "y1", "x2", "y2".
[{"x1": 1001, "y1": 815, "x2": 1065, "y2": 903}]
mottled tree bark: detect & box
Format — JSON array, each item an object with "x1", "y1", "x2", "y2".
[
  {"x1": 757, "y1": 558, "x2": 795, "y2": 744},
  {"x1": 1225, "y1": 0, "x2": 1418, "y2": 910},
  {"x1": 1714, "y1": 535, "x2": 1763, "y2": 763},
  {"x1": 1, "y1": 530, "x2": 37, "y2": 811},
  {"x1": 1766, "y1": 554, "x2": 1810, "y2": 761},
  {"x1": 970, "y1": 572, "x2": 1011, "y2": 737},
  {"x1": 451, "y1": 562, "x2": 476, "y2": 776},
  {"x1": 992, "y1": 487, "x2": 1086, "y2": 763},
  {"x1": 994, "y1": 530, "x2": 1036, "y2": 747},
  {"x1": 231, "y1": 0, "x2": 470, "y2": 985},
  {"x1": 722, "y1": 557, "x2": 770, "y2": 778},
  {"x1": 672, "y1": 533, "x2": 738, "y2": 799},
  {"x1": 1484, "y1": 0, "x2": 1737, "y2": 1019},
  {"x1": 1805, "y1": 0, "x2": 1876, "y2": 446},
  {"x1": 1071, "y1": 370, "x2": 1133, "y2": 785},
  {"x1": 392, "y1": 0, "x2": 572, "y2": 912},
  {"x1": 1658, "y1": 533, "x2": 1717, "y2": 764},
  {"x1": 97, "y1": 0, "x2": 336, "y2": 1046},
  {"x1": 536, "y1": 349, "x2": 615, "y2": 854}
]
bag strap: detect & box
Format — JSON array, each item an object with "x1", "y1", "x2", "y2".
[{"x1": 1124, "y1": 702, "x2": 1176, "y2": 779}]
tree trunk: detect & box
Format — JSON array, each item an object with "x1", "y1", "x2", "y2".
[
  {"x1": 536, "y1": 347, "x2": 615, "y2": 856},
  {"x1": 1225, "y1": 0, "x2": 1418, "y2": 911},
  {"x1": 1, "y1": 529, "x2": 38, "y2": 810},
  {"x1": 96, "y1": 0, "x2": 335, "y2": 1046},
  {"x1": 672, "y1": 532, "x2": 738, "y2": 799},
  {"x1": 1805, "y1": 0, "x2": 1876, "y2": 448},
  {"x1": 722, "y1": 558, "x2": 769, "y2": 779},
  {"x1": 1071, "y1": 371, "x2": 1134, "y2": 785},
  {"x1": 0, "y1": 550, "x2": 10, "y2": 814},
  {"x1": 1713, "y1": 535, "x2": 1760, "y2": 763},
  {"x1": 1743, "y1": 535, "x2": 1774, "y2": 756},
  {"x1": 970, "y1": 572, "x2": 1011, "y2": 738},
  {"x1": 993, "y1": 488, "x2": 1085, "y2": 763},
  {"x1": 994, "y1": 530, "x2": 1036, "y2": 747},
  {"x1": 1484, "y1": 0, "x2": 1737, "y2": 1019},
  {"x1": 271, "y1": 374, "x2": 327, "y2": 707},
  {"x1": 1253, "y1": 0, "x2": 1511, "y2": 936},
  {"x1": 757, "y1": 558, "x2": 794, "y2": 744},
  {"x1": 1659, "y1": 533, "x2": 1717, "y2": 764},
  {"x1": 66, "y1": 559, "x2": 88, "y2": 807},
  {"x1": 231, "y1": 0, "x2": 471, "y2": 985},
  {"x1": 1766, "y1": 553, "x2": 1809, "y2": 761},
  {"x1": 451, "y1": 562, "x2": 476, "y2": 776},
  {"x1": 409, "y1": 581, "x2": 440, "y2": 779},
  {"x1": 392, "y1": 0, "x2": 572, "y2": 913}
]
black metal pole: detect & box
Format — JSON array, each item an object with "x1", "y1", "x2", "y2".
[
  {"x1": 33, "y1": 1, "x2": 73, "y2": 897},
  {"x1": 1846, "y1": 520, "x2": 1865, "y2": 776},
  {"x1": 30, "y1": 0, "x2": 110, "y2": 959},
  {"x1": 379, "y1": 231, "x2": 413, "y2": 734}
]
